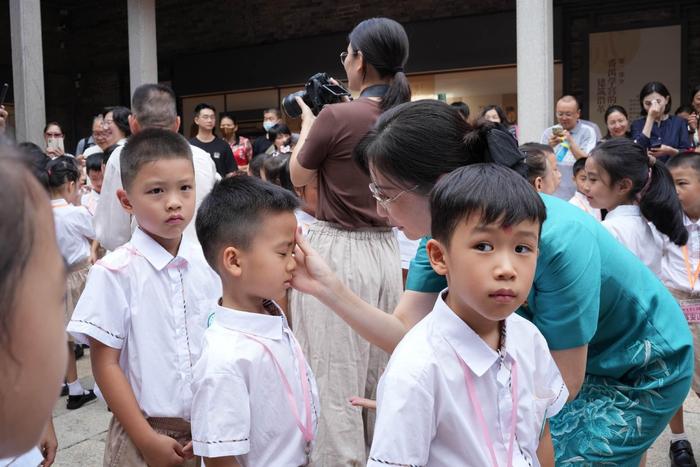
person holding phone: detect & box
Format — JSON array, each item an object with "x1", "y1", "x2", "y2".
[
  {"x1": 631, "y1": 81, "x2": 691, "y2": 162},
  {"x1": 44, "y1": 122, "x2": 68, "y2": 159},
  {"x1": 688, "y1": 84, "x2": 700, "y2": 151}
]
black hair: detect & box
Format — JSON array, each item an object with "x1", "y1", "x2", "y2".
[
  {"x1": 639, "y1": 81, "x2": 672, "y2": 116},
  {"x1": 120, "y1": 128, "x2": 193, "y2": 190},
  {"x1": 520, "y1": 143, "x2": 552, "y2": 185},
  {"x1": 268, "y1": 123, "x2": 292, "y2": 144},
  {"x1": 43, "y1": 121, "x2": 64, "y2": 135},
  {"x1": 572, "y1": 157, "x2": 587, "y2": 176},
  {"x1": 603, "y1": 105, "x2": 629, "y2": 134},
  {"x1": 590, "y1": 139, "x2": 687, "y2": 245},
  {"x1": 86, "y1": 153, "x2": 104, "y2": 173},
  {"x1": 354, "y1": 99, "x2": 527, "y2": 194},
  {"x1": 264, "y1": 108, "x2": 282, "y2": 119},
  {"x1": 17, "y1": 142, "x2": 50, "y2": 191},
  {"x1": 0, "y1": 153, "x2": 48, "y2": 355},
  {"x1": 47, "y1": 156, "x2": 80, "y2": 190},
  {"x1": 248, "y1": 154, "x2": 268, "y2": 178},
  {"x1": 104, "y1": 106, "x2": 132, "y2": 137},
  {"x1": 196, "y1": 175, "x2": 300, "y2": 271},
  {"x1": 194, "y1": 103, "x2": 216, "y2": 116},
  {"x1": 131, "y1": 83, "x2": 178, "y2": 129},
  {"x1": 450, "y1": 101, "x2": 470, "y2": 120},
  {"x1": 348, "y1": 17, "x2": 411, "y2": 111},
  {"x1": 667, "y1": 152, "x2": 700, "y2": 176},
  {"x1": 263, "y1": 153, "x2": 294, "y2": 192},
  {"x1": 480, "y1": 104, "x2": 510, "y2": 126},
  {"x1": 220, "y1": 112, "x2": 238, "y2": 126},
  {"x1": 102, "y1": 144, "x2": 119, "y2": 164},
  {"x1": 675, "y1": 105, "x2": 694, "y2": 116},
  {"x1": 431, "y1": 163, "x2": 546, "y2": 246}
]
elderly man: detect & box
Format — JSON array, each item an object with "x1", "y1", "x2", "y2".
[{"x1": 540, "y1": 95, "x2": 597, "y2": 199}]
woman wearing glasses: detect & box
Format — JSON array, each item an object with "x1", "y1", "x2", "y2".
[
  {"x1": 289, "y1": 17, "x2": 410, "y2": 466},
  {"x1": 292, "y1": 99, "x2": 693, "y2": 466}
]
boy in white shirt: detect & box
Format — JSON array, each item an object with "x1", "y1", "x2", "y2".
[
  {"x1": 192, "y1": 176, "x2": 319, "y2": 467},
  {"x1": 368, "y1": 164, "x2": 568, "y2": 467},
  {"x1": 568, "y1": 157, "x2": 602, "y2": 221},
  {"x1": 67, "y1": 128, "x2": 221, "y2": 466},
  {"x1": 81, "y1": 152, "x2": 104, "y2": 216}
]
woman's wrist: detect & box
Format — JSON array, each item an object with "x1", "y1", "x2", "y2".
[{"x1": 316, "y1": 274, "x2": 347, "y2": 306}]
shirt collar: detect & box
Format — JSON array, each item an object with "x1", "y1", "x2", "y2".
[
  {"x1": 431, "y1": 290, "x2": 511, "y2": 377},
  {"x1": 131, "y1": 227, "x2": 195, "y2": 271},
  {"x1": 605, "y1": 204, "x2": 641, "y2": 219},
  {"x1": 684, "y1": 213, "x2": 700, "y2": 228},
  {"x1": 213, "y1": 302, "x2": 285, "y2": 340}
]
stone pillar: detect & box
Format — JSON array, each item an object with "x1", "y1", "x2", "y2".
[
  {"x1": 516, "y1": 0, "x2": 554, "y2": 143},
  {"x1": 9, "y1": 0, "x2": 45, "y2": 146},
  {"x1": 128, "y1": 0, "x2": 158, "y2": 96}
]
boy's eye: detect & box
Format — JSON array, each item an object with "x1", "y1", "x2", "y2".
[
  {"x1": 148, "y1": 188, "x2": 163, "y2": 194},
  {"x1": 181, "y1": 184, "x2": 193, "y2": 191},
  {"x1": 515, "y1": 244, "x2": 533, "y2": 254},
  {"x1": 475, "y1": 243, "x2": 493, "y2": 252}
]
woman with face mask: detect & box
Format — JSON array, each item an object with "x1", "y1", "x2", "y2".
[
  {"x1": 631, "y1": 81, "x2": 692, "y2": 162},
  {"x1": 220, "y1": 113, "x2": 252, "y2": 171}
]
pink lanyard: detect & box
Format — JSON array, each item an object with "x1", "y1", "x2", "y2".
[
  {"x1": 243, "y1": 332, "x2": 314, "y2": 461},
  {"x1": 455, "y1": 351, "x2": 518, "y2": 467}
]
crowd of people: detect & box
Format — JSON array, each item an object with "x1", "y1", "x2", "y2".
[{"x1": 2, "y1": 15, "x2": 700, "y2": 467}]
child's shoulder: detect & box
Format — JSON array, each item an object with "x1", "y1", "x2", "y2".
[
  {"x1": 198, "y1": 320, "x2": 276, "y2": 374},
  {"x1": 95, "y1": 243, "x2": 143, "y2": 272},
  {"x1": 506, "y1": 314, "x2": 555, "y2": 359},
  {"x1": 384, "y1": 316, "x2": 442, "y2": 382}
]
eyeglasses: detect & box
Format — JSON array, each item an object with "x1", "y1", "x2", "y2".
[
  {"x1": 340, "y1": 50, "x2": 359, "y2": 66},
  {"x1": 368, "y1": 182, "x2": 419, "y2": 208},
  {"x1": 198, "y1": 115, "x2": 216, "y2": 121}
]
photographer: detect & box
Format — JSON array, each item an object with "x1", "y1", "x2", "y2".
[{"x1": 289, "y1": 17, "x2": 410, "y2": 466}]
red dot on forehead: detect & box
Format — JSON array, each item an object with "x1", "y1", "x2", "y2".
[{"x1": 502, "y1": 225, "x2": 512, "y2": 234}]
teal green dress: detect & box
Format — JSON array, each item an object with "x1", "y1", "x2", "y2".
[{"x1": 406, "y1": 194, "x2": 693, "y2": 465}]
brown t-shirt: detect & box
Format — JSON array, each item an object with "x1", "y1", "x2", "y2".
[{"x1": 297, "y1": 98, "x2": 386, "y2": 229}]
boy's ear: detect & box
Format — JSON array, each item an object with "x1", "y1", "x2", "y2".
[
  {"x1": 426, "y1": 238, "x2": 448, "y2": 276},
  {"x1": 534, "y1": 176, "x2": 543, "y2": 192},
  {"x1": 116, "y1": 189, "x2": 133, "y2": 214},
  {"x1": 221, "y1": 246, "x2": 243, "y2": 279}
]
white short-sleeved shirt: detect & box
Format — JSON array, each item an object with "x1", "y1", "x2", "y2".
[
  {"x1": 294, "y1": 209, "x2": 317, "y2": 236},
  {"x1": 67, "y1": 228, "x2": 221, "y2": 419},
  {"x1": 368, "y1": 291, "x2": 568, "y2": 467},
  {"x1": 661, "y1": 214, "x2": 700, "y2": 294},
  {"x1": 52, "y1": 198, "x2": 96, "y2": 266},
  {"x1": 0, "y1": 447, "x2": 43, "y2": 467},
  {"x1": 94, "y1": 142, "x2": 217, "y2": 251},
  {"x1": 602, "y1": 204, "x2": 664, "y2": 276},
  {"x1": 191, "y1": 302, "x2": 319, "y2": 466},
  {"x1": 81, "y1": 189, "x2": 101, "y2": 216},
  {"x1": 568, "y1": 191, "x2": 602, "y2": 221},
  {"x1": 394, "y1": 228, "x2": 421, "y2": 270}
]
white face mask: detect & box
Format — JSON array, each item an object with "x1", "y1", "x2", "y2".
[{"x1": 263, "y1": 121, "x2": 276, "y2": 132}]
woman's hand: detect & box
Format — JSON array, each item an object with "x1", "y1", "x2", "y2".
[
  {"x1": 649, "y1": 144, "x2": 679, "y2": 157},
  {"x1": 291, "y1": 228, "x2": 340, "y2": 299},
  {"x1": 688, "y1": 113, "x2": 698, "y2": 132},
  {"x1": 647, "y1": 99, "x2": 664, "y2": 121},
  {"x1": 294, "y1": 96, "x2": 316, "y2": 127}
]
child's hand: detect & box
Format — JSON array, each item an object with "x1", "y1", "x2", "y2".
[
  {"x1": 39, "y1": 420, "x2": 58, "y2": 467},
  {"x1": 348, "y1": 396, "x2": 377, "y2": 410},
  {"x1": 291, "y1": 228, "x2": 339, "y2": 298},
  {"x1": 182, "y1": 441, "x2": 194, "y2": 459},
  {"x1": 140, "y1": 433, "x2": 186, "y2": 467}
]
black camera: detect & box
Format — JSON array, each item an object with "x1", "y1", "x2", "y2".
[{"x1": 282, "y1": 73, "x2": 351, "y2": 118}]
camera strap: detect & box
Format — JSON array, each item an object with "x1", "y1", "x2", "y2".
[{"x1": 360, "y1": 84, "x2": 390, "y2": 98}]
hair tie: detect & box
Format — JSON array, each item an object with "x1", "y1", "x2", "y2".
[
  {"x1": 485, "y1": 127, "x2": 528, "y2": 178},
  {"x1": 636, "y1": 167, "x2": 653, "y2": 202}
]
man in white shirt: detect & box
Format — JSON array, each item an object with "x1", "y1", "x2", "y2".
[
  {"x1": 541, "y1": 95, "x2": 597, "y2": 200},
  {"x1": 95, "y1": 83, "x2": 217, "y2": 250}
]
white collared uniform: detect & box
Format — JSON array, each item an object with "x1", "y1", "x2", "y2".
[
  {"x1": 368, "y1": 292, "x2": 568, "y2": 467},
  {"x1": 51, "y1": 198, "x2": 95, "y2": 266},
  {"x1": 81, "y1": 189, "x2": 101, "y2": 216},
  {"x1": 661, "y1": 214, "x2": 700, "y2": 294},
  {"x1": 568, "y1": 191, "x2": 602, "y2": 221},
  {"x1": 602, "y1": 204, "x2": 664, "y2": 276},
  {"x1": 67, "y1": 228, "x2": 221, "y2": 419},
  {"x1": 94, "y1": 142, "x2": 217, "y2": 251},
  {"x1": 191, "y1": 303, "x2": 320, "y2": 466}
]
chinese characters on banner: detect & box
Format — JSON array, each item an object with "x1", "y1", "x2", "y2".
[{"x1": 588, "y1": 26, "x2": 680, "y2": 131}]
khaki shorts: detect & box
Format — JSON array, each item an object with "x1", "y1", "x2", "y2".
[
  {"x1": 103, "y1": 416, "x2": 200, "y2": 467},
  {"x1": 668, "y1": 288, "x2": 700, "y2": 394},
  {"x1": 66, "y1": 259, "x2": 90, "y2": 343}
]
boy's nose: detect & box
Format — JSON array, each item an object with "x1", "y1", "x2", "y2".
[{"x1": 494, "y1": 255, "x2": 516, "y2": 280}]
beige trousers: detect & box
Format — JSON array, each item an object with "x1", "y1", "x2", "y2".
[
  {"x1": 668, "y1": 288, "x2": 700, "y2": 394},
  {"x1": 65, "y1": 259, "x2": 90, "y2": 343},
  {"x1": 103, "y1": 416, "x2": 200, "y2": 467},
  {"x1": 291, "y1": 222, "x2": 402, "y2": 466}
]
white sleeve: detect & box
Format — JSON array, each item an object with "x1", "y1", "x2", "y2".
[
  {"x1": 72, "y1": 206, "x2": 96, "y2": 240},
  {"x1": 540, "y1": 128, "x2": 551, "y2": 144},
  {"x1": 367, "y1": 366, "x2": 435, "y2": 467},
  {"x1": 191, "y1": 361, "x2": 251, "y2": 458},
  {"x1": 531, "y1": 330, "x2": 569, "y2": 420},
  {"x1": 66, "y1": 263, "x2": 129, "y2": 348},
  {"x1": 580, "y1": 126, "x2": 597, "y2": 153},
  {"x1": 94, "y1": 150, "x2": 132, "y2": 251}
]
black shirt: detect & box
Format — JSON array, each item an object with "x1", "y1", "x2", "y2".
[
  {"x1": 189, "y1": 136, "x2": 237, "y2": 177},
  {"x1": 252, "y1": 135, "x2": 273, "y2": 156}
]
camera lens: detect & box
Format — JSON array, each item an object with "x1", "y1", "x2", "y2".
[{"x1": 283, "y1": 91, "x2": 306, "y2": 118}]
